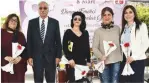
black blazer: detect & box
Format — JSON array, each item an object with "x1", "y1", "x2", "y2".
[{"x1": 27, "y1": 17, "x2": 62, "y2": 64}]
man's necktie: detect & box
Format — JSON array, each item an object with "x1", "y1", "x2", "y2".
[{"x1": 40, "y1": 19, "x2": 45, "y2": 42}]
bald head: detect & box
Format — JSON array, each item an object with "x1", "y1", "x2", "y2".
[{"x1": 38, "y1": 1, "x2": 49, "y2": 19}]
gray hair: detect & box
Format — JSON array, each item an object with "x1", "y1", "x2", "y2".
[{"x1": 38, "y1": 1, "x2": 49, "y2": 7}]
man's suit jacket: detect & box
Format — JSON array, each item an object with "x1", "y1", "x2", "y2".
[{"x1": 27, "y1": 17, "x2": 62, "y2": 66}]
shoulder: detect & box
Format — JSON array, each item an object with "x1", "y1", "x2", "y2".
[
  {"x1": 63, "y1": 29, "x2": 72, "y2": 38},
  {"x1": 18, "y1": 31, "x2": 26, "y2": 39},
  {"x1": 29, "y1": 17, "x2": 38, "y2": 22},
  {"x1": 83, "y1": 30, "x2": 89, "y2": 36},
  {"x1": 64, "y1": 29, "x2": 72, "y2": 36},
  {"x1": 113, "y1": 25, "x2": 120, "y2": 30},
  {"x1": 65, "y1": 29, "x2": 71, "y2": 34},
  {"x1": 113, "y1": 25, "x2": 120, "y2": 28},
  {"x1": 1, "y1": 29, "x2": 7, "y2": 36},
  {"x1": 48, "y1": 17, "x2": 59, "y2": 23},
  {"x1": 140, "y1": 22, "x2": 147, "y2": 28},
  {"x1": 1, "y1": 29, "x2": 8, "y2": 34},
  {"x1": 28, "y1": 17, "x2": 39, "y2": 26},
  {"x1": 1, "y1": 28, "x2": 6, "y2": 32},
  {"x1": 18, "y1": 31, "x2": 25, "y2": 36},
  {"x1": 139, "y1": 23, "x2": 148, "y2": 31},
  {"x1": 94, "y1": 28, "x2": 102, "y2": 34},
  {"x1": 112, "y1": 25, "x2": 121, "y2": 33}
]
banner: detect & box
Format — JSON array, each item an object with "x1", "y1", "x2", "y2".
[{"x1": 19, "y1": 0, "x2": 126, "y2": 46}]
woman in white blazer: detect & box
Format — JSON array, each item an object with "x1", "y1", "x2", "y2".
[{"x1": 119, "y1": 5, "x2": 149, "y2": 83}]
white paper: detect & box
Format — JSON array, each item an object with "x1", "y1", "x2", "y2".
[
  {"x1": 1, "y1": 43, "x2": 25, "y2": 74},
  {"x1": 121, "y1": 43, "x2": 135, "y2": 76},
  {"x1": 12, "y1": 43, "x2": 25, "y2": 58},
  {"x1": 103, "y1": 40, "x2": 117, "y2": 56},
  {"x1": 59, "y1": 56, "x2": 90, "y2": 80},
  {"x1": 74, "y1": 65, "x2": 90, "y2": 80},
  {"x1": 94, "y1": 61, "x2": 105, "y2": 73},
  {"x1": 59, "y1": 56, "x2": 69, "y2": 64},
  {"x1": 94, "y1": 41, "x2": 117, "y2": 73},
  {"x1": 55, "y1": 67, "x2": 59, "y2": 83}
]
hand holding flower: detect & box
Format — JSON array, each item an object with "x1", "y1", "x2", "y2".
[
  {"x1": 27, "y1": 58, "x2": 33, "y2": 66},
  {"x1": 121, "y1": 42, "x2": 135, "y2": 76},
  {"x1": 13, "y1": 56, "x2": 22, "y2": 64},
  {"x1": 4, "y1": 56, "x2": 14, "y2": 63},
  {"x1": 68, "y1": 59, "x2": 75, "y2": 68},
  {"x1": 126, "y1": 56, "x2": 134, "y2": 64},
  {"x1": 86, "y1": 62, "x2": 91, "y2": 67},
  {"x1": 100, "y1": 56, "x2": 107, "y2": 61},
  {"x1": 1, "y1": 43, "x2": 25, "y2": 74}
]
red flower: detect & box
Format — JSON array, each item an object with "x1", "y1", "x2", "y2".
[
  {"x1": 124, "y1": 43, "x2": 130, "y2": 47},
  {"x1": 81, "y1": 70, "x2": 86, "y2": 75},
  {"x1": 109, "y1": 43, "x2": 114, "y2": 47},
  {"x1": 17, "y1": 45, "x2": 22, "y2": 50}
]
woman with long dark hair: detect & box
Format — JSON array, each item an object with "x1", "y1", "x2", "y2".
[{"x1": 119, "y1": 5, "x2": 149, "y2": 83}]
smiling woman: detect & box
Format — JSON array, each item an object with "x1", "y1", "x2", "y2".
[
  {"x1": 92, "y1": 7, "x2": 122, "y2": 83},
  {"x1": 119, "y1": 5, "x2": 149, "y2": 83},
  {"x1": 1, "y1": 13, "x2": 27, "y2": 83}
]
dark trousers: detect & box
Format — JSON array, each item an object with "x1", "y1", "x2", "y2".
[
  {"x1": 33, "y1": 55, "x2": 56, "y2": 83},
  {"x1": 119, "y1": 55, "x2": 145, "y2": 83}
]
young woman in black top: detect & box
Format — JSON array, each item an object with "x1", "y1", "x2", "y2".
[{"x1": 63, "y1": 12, "x2": 91, "y2": 82}]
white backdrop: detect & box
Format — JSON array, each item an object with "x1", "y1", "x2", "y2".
[
  {"x1": 0, "y1": 0, "x2": 126, "y2": 47},
  {"x1": 0, "y1": 0, "x2": 128, "y2": 78},
  {"x1": 20, "y1": 0, "x2": 126, "y2": 47}
]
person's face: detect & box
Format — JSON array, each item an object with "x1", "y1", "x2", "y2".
[
  {"x1": 73, "y1": 15, "x2": 82, "y2": 27},
  {"x1": 8, "y1": 17, "x2": 18, "y2": 30},
  {"x1": 124, "y1": 8, "x2": 135, "y2": 23},
  {"x1": 102, "y1": 11, "x2": 113, "y2": 24},
  {"x1": 38, "y1": 2, "x2": 49, "y2": 18}
]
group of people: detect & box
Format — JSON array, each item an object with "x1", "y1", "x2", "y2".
[
  {"x1": 92, "y1": 6, "x2": 149, "y2": 83},
  {"x1": 1, "y1": 1, "x2": 149, "y2": 83}
]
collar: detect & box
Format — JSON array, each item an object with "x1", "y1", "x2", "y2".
[
  {"x1": 125, "y1": 22, "x2": 136, "y2": 29},
  {"x1": 39, "y1": 16, "x2": 48, "y2": 22}
]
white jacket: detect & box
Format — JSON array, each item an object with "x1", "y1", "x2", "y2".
[{"x1": 121, "y1": 23, "x2": 149, "y2": 60}]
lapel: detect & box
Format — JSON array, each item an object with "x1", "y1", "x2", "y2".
[
  {"x1": 36, "y1": 17, "x2": 43, "y2": 44},
  {"x1": 44, "y1": 17, "x2": 52, "y2": 45},
  {"x1": 130, "y1": 23, "x2": 136, "y2": 51}
]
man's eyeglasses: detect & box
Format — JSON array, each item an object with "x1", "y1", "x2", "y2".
[
  {"x1": 73, "y1": 18, "x2": 81, "y2": 21},
  {"x1": 39, "y1": 7, "x2": 48, "y2": 10}
]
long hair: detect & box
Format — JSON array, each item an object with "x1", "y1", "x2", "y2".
[
  {"x1": 71, "y1": 11, "x2": 86, "y2": 32},
  {"x1": 2, "y1": 13, "x2": 21, "y2": 31},
  {"x1": 121, "y1": 5, "x2": 142, "y2": 35}
]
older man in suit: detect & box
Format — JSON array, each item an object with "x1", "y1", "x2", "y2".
[{"x1": 27, "y1": 1, "x2": 62, "y2": 83}]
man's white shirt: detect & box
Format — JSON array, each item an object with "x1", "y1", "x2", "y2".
[{"x1": 39, "y1": 16, "x2": 48, "y2": 42}]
